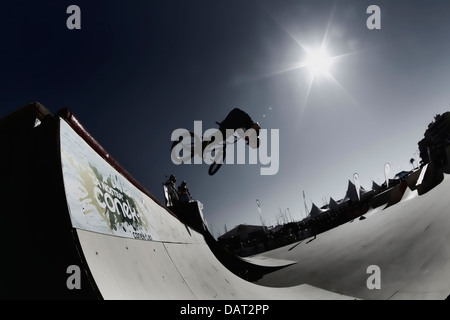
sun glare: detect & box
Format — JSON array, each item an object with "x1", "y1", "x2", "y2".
[
  {"x1": 304, "y1": 48, "x2": 333, "y2": 77},
  {"x1": 259, "y1": 8, "x2": 360, "y2": 113}
]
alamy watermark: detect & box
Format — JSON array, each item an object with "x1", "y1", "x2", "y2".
[
  {"x1": 66, "y1": 5, "x2": 81, "y2": 30},
  {"x1": 366, "y1": 265, "x2": 381, "y2": 290},
  {"x1": 170, "y1": 121, "x2": 279, "y2": 175},
  {"x1": 65, "y1": 4, "x2": 380, "y2": 31},
  {"x1": 66, "y1": 265, "x2": 81, "y2": 290}
]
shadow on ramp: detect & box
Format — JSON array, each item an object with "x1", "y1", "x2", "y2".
[{"x1": 170, "y1": 201, "x2": 295, "y2": 282}]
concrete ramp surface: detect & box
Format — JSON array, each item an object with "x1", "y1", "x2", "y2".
[{"x1": 255, "y1": 174, "x2": 450, "y2": 300}]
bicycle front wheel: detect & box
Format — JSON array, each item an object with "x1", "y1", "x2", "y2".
[{"x1": 208, "y1": 147, "x2": 226, "y2": 176}]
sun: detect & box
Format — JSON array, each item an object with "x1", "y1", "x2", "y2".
[
  {"x1": 304, "y1": 48, "x2": 333, "y2": 77},
  {"x1": 255, "y1": 7, "x2": 360, "y2": 113}
]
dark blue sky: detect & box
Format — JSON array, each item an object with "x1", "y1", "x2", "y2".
[{"x1": 2, "y1": 1, "x2": 450, "y2": 238}]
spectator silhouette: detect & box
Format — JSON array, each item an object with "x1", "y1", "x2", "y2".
[
  {"x1": 178, "y1": 180, "x2": 192, "y2": 204},
  {"x1": 164, "y1": 174, "x2": 179, "y2": 206}
]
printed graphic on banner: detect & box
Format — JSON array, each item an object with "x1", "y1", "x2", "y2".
[{"x1": 59, "y1": 119, "x2": 159, "y2": 241}]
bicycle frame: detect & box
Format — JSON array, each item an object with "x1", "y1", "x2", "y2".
[{"x1": 170, "y1": 128, "x2": 243, "y2": 175}]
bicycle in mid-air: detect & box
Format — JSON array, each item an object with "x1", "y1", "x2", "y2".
[
  {"x1": 170, "y1": 122, "x2": 260, "y2": 176},
  {"x1": 170, "y1": 125, "x2": 238, "y2": 176}
]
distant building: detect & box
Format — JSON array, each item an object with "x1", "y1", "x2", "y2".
[
  {"x1": 418, "y1": 112, "x2": 450, "y2": 167},
  {"x1": 394, "y1": 171, "x2": 412, "y2": 181},
  {"x1": 218, "y1": 224, "x2": 267, "y2": 250}
]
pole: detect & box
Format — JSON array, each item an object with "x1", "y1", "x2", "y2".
[{"x1": 256, "y1": 199, "x2": 266, "y2": 233}]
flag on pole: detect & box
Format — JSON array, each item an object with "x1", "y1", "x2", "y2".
[
  {"x1": 385, "y1": 163, "x2": 391, "y2": 188},
  {"x1": 353, "y1": 173, "x2": 360, "y2": 201},
  {"x1": 256, "y1": 199, "x2": 266, "y2": 232}
]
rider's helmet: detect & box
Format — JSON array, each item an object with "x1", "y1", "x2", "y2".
[
  {"x1": 246, "y1": 122, "x2": 261, "y2": 149},
  {"x1": 181, "y1": 180, "x2": 187, "y2": 186}
]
